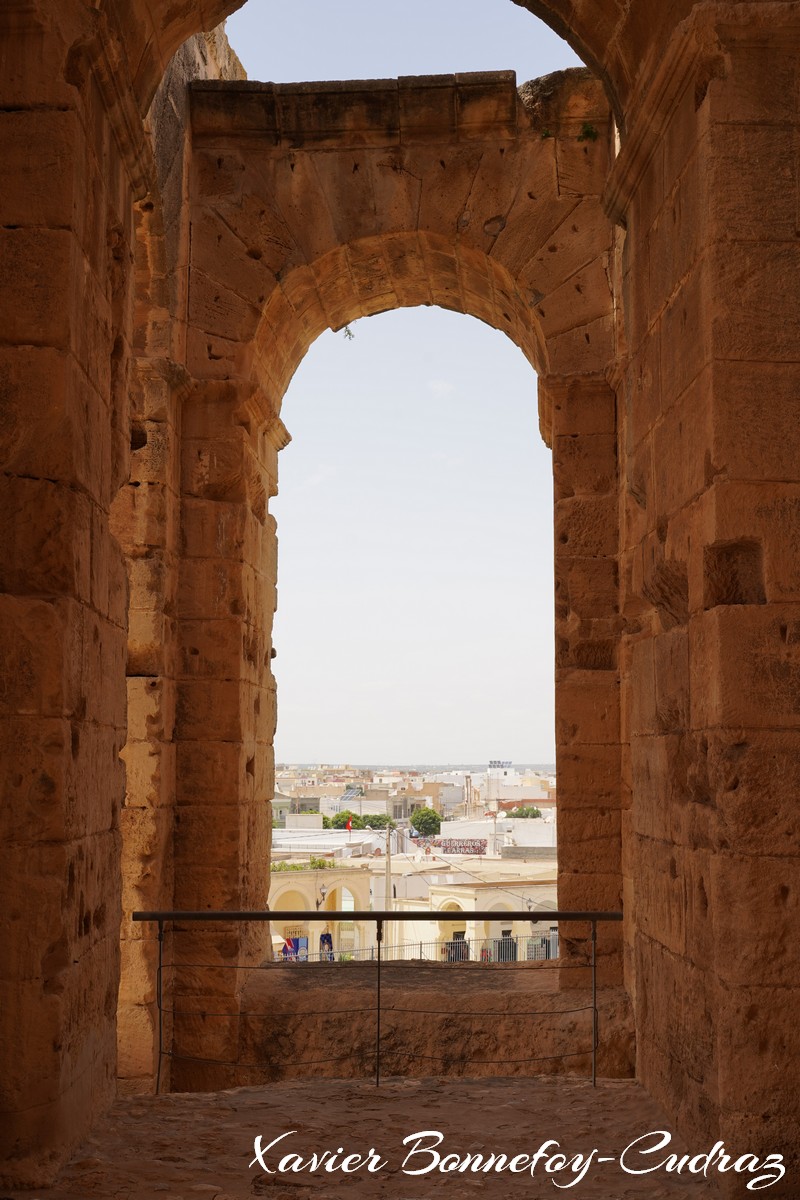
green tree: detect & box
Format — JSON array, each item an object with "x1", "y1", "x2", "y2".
[
  {"x1": 512, "y1": 805, "x2": 542, "y2": 819},
  {"x1": 332, "y1": 810, "x2": 365, "y2": 829},
  {"x1": 410, "y1": 806, "x2": 441, "y2": 837},
  {"x1": 363, "y1": 813, "x2": 396, "y2": 829}
]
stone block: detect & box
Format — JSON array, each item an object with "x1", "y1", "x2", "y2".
[
  {"x1": 534, "y1": 256, "x2": 612, "y2": 342},
  {"x1": 172, "y1": 865, "x2": 243, "y2": 912},
  {"x1": 174, "y1": 804, "x2": 242, "y2": 869},
  {"x1": 708, "y1": 122, "x2": 797, "y2": 243},
  {"x1": 178, "y1": 557, "x2": 264, "y2": 622},
  {"x1": 707, "y1": 42, "x2": 799, "y2": 125},
  {"x1": 120, "y1": 805, "x2": 174, "y2": 912},
  {"x1": 554, "y1": 494, "x2": 618, "y2": 558},
  {"x1": 546, "y1": 374, "x2": 618, "y2": 441},
  {"x1": 80, "y1": 608, "x2": 127, "y2": 728},
  {"x1": 653, "y1": 625, "x2": 689, "y2": 733},
  {"x1": 652, "y1": 367, "x2": 713, "y2": 518},
  {"x1": 634, "y1": 991, "x2": 719, "y2": 1151},
  {"x1": 127, "y1": 548, "x2": 177, "y2": 615},
  {"x1": 176, "y1": 678, "x2": 244, "y2": 742},
  {"x1": 0, "y1": 227, "x2": 73, "y2": 349},
  {"x1": 713, "y1": 241, "x2": 800, "y2": 364},
  {"x1": 557, "y1": 869, "x2": 623, "y2": 914},
  {"x1": 190, "y1": 206, "x2": 278, "y2": 308},
  {"x1": 0, "y1": 476, "x2": 92, "y2": 603},
  {"x1": 707, "y1": 729, "x2": 800, "y2": 857},
  {"x1": 0, "y1": 348, "x2": 110, "y2": 498},
  {"x1": 630, "y1": 733, "x2": 712, "y2": 846},
  {"x1": 179, "y1": 616, "x2": 253, "y2": 680},
  {"x1": 117, "y1": 1001, "x2": 158, "y2": 1081},
  {"x1": 110, "y1": 481, "x2": 173, "y2": 550},
  {"x1": 176, "y1": 740, "x2": 248, "y2": 807},
  {"x1": 181, "y1": 430, "x2": 249, "y2": 502},
  {"x1": 712, "y1": 361, "x2": 800, "y2": 484},
  {"x1": 127, "y1": 676, "x2": 176, "y2": 743},
  {"x1": 623, "y1": 330, "x2": 661, "y2": 454},
  {"x1": 715, "y1": 982, "x2": 800, "y2": 1117},
  {"x1": 635, "y1": 931, "x2": 716, "y2": 1077},
  {"x1": 188, "y1": 269, "x2": 261, "y2": 343},
  {"x1": 690, "y1": 606, "x2": 800, "y2": 731},
  {"x1": 122, "y1": 737, "x2": 175, "y2": 810},
  {"x1": 635, "y1": 837, "x2": 715, "y2": 965},
  {"x1": 555, "y1": 556, "x2": 619, "y2": 621},
  {"x1": 557, "y1": 742, "x2": 621, "y2": 809},
  {"x1": 659, "y1": 257, "x2": 711, "y2": 412},
  {"x1": 128, "y1": 609, "x2": 177, "y2": 677},
  {"x1": 553, "y1": 432, "x2": 616, "y2": 498},
  {"x1": 0, "y1": 979, "x2": 65, "y2": 1115},
  {"x1": 710, "y1": 852, "x2": 800, "y2": 988},
  {"x1": 529, "y1": 201, "x2": 613, "y2": 296},
  {"x1": 0, "y1": 716, "x2": 71, "y2": 844},
  {"x1": 0, "y1": 596, "x2": 82, "y2": 719},
  {"x1": 557, "y1": 806, "x2": 622, "y2": 874},
  {"x1": 556, "y1": 668, "x2": 620, "y2": 745},
  {"x1": 546, "y1": 309, "x2": 618, "y2": 379}
]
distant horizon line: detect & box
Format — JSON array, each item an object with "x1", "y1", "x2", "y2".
[{"x1": 275, "y1": 761, "x2": 557, "y2": 769}]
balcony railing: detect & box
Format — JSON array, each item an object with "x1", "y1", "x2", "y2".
[
  {"x1": 132, "y1": 909, "x2": 622, "y2": 1092},
  {"x1": 272, "y1": 930, "x2": 559, "y2": 962}
]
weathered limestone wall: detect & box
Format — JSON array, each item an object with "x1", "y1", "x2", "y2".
[
  {"x1": 112, "y1": 25, "x2": 245, "y2": 1100},
  {"x1": 606, "y1": 3, "x2": 800, "y2": 1176},
  {"x1": 544, "y1": 374, "x2": 622, "y2": 980},
  {"x1": 170, "y1": 381, "x2": 284, "y2": 1089},
  {"x1": 0, "y1": 5, "x2": 134, "y2": 1184},
  {"x1": 233, "y1": 963, "x2": 635, "y2": 1085}
]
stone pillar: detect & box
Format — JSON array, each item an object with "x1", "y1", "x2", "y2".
[
  {"x1": 607, "y1": 4, "x2": 800, "y2": 1172},
  {"x1": 170, "y1": 379, "x2": 287, "y2": 1089},
  {"x1": 0, "y1": 4, "x2": 137, "y2": 1184},
  {"x1": 110, "y1": 357, "x2": 188, "y2": 1094},
  {"x1": 544, "y1": 374, "x2": 623, "y2": 983}
]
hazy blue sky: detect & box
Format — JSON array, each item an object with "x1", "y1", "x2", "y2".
[{"x1": 224, "y1": 3, "x2": 582, "y2": 764}]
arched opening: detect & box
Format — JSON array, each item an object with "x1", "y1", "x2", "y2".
[
  {"x1": 272, "y1": 308, "x2": 555, "y2": 767},
  {"x1": 225, "y1": 0, "x2": 582, "y2": 85}
]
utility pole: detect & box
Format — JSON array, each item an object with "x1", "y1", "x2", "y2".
[
  {"x1": 384, "y1": 824, "x2": 392, "y2": 906},
  {"x1": 384, "y1": 824, "x2": 392, "y2": 950}
]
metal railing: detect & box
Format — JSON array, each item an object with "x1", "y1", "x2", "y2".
[
  {"x1": 272, "y1": 931, "x2": 559, "y2": 963},
  {"x1": 133, "y1": 909, "x2": 621, "y2": 1092}
]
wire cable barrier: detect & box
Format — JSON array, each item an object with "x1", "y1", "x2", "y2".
[{"x1": 132, "y1": 909, "x2": 622, "y2": 1092}]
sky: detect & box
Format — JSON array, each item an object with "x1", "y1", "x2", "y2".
[{"x1": 224, "y1": 2, "x2": 583, "y2": 764}]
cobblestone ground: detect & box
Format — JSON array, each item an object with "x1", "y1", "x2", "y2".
[{"x1": 4, "y1": 1077, "x2": 728, "y2": 1199}]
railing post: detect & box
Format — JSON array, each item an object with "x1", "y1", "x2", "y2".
[
  {"x1": 156, "y1": 919, "x2": 164, "y2": 1095},
  {"x1": 375, "y1": 918, "x2": 383, "y2": 1088},
  {"x1": 591, "y1": 919, "x2": 597, "y2": 1088}
]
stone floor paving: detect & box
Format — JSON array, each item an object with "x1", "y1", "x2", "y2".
[{"x1": 5, "y1": 1077, "x2": 726, "y2": 1200}]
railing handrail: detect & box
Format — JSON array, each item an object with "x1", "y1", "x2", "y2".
[
  {"x1": 133, "y1": 909, "x2": 622, "y2": 923},
  {"x1": 135, "y1": 908, "x2": 621, "y2": 1092}
]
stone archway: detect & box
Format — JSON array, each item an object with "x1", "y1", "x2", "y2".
[
  {"x1": 159, "y1": 65, "x2": 623, "y2": 1080},
  {"x1": 161, "y1": 70, "x2": 622, "y2": 1082}
]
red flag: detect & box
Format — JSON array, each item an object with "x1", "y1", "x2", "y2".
[{"x1": 346, "y1": 817, "x2": 352, "y2": 832}]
